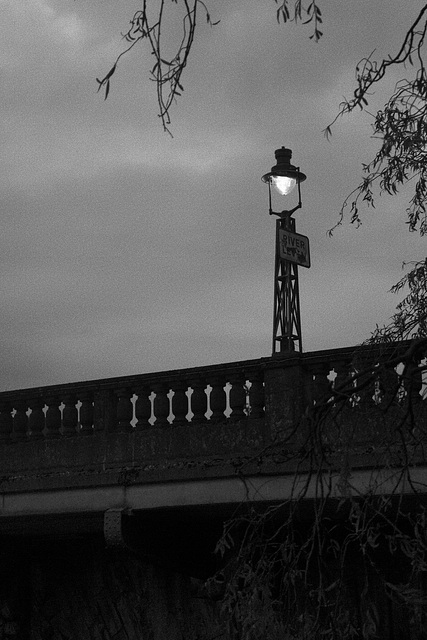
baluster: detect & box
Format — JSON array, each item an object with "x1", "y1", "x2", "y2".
[
  {"x1": 62, "y1": 394, "x2": 78, "y2": 436},
  {"x1": 332, "y1": 359, "x2": 352, "y2": 396},
  {"x1": 80, "y1": 391, "x2": 94, "y2": 433},
  {"x1": 13, "y1": 401, "x2": 29, "y2": 439},
  {"x1": 406, "y1": 361, "x2": 423, "y2": 404},
  {"x1": 28, "y1": 399, "x2": 45, "y2": 439},
  {"x1": 189, "y1": 378, "x2": 207, "y2": 423},
  {"x1": 355, "y1": 367, "x2": 376, "y2": 408},
  {"x1": 0, "y1": 402, "x2": 13, "y2": 442},
  {"x1": 328, "y1": 359, "x2": 352, "y2": 411},
  {"x1": 134, "y1": 386, "x2": 152, "y2": 429},
  {"x1": 45, "y1": 397, "x2": 61, "y2": 438},
  {"x1": 248, "y1": 375, "x2": 265, "y2": 419},
  {"x1": 153, "y1": 384, "x2": 170, "y2": 427},
  {"x1": 209, "y1": 376, "x2": 227, "y2": 422},
  {"x1": 351, "y1": 350, "x2": 379, "y2": 408},
  {"x1": 377, "y1": 365, "x2": 400, "y2": 404},
  {"x1": 114, "y1": 388, "x2": 133, "y2": 432},
  {"x1": 171, "y1": 382, "x2": 188, "y2": 426},
  {"x1": 311, "y1": 363, "x2": 332, "y2": 405},
  {"x1": 228, "y1": 373, "x2": 246, "y2": 421}
]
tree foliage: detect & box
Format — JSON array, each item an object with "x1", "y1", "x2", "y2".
[
  {"x1": 368, "y1": 259, "x2": 427, "y2": 344},
  {"x1": 317, "y1": 4, "x2": 427, "y2": 345},
  {"x1": 96, "y1": 1, "x2": 322, "y2": 135},
  {"x1": 326, "y1": 4, "x2": 427, "y2": 239},
  {"x1": 97, "y1": 0, "x2": 218, "y2": 135}
]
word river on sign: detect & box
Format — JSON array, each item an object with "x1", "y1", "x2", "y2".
[{"x1": 279, "y1": 229, "x2": 310, "y2": 268}]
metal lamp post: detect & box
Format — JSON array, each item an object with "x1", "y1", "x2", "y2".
[{"x1": 262, "y1": 147, "x2": 310, "y2": 355}]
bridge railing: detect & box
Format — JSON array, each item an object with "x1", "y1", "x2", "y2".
[
  {"x1": 301, "y1": 341, "x2": 425, "y2": 407},
  {"x1": 0, "y1": 359, "x2": 266, "y2": 441},
  {"x1": 0, "y1": 341, "x2": 425, "y2": 450}
]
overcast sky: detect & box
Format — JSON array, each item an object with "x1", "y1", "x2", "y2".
[{"x1": 1, "y1": 0, "x2": 426, "y2": 390}]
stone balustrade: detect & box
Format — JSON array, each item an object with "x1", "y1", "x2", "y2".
[
  {"x1": 0, "y1": 342, "x2": 425, "y2": 494},
  {"x1": 0, "y1": 359, "x2": 266, "y2": 440}
]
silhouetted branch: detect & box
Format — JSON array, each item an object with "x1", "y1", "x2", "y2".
[
  {"x1": 97, "y1": 0, "x2": 219, "y2": 135},
  {"x1": 326, "y1": 5, "x2": 427, "y2": 237},
  {"x1": 97, "y1": 0, "x2": 326, "y2": 134}
]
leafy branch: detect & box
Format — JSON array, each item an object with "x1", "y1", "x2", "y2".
[
  {"x1": 275, "y1": 0, "x2": 323, "y2": 41},
  {"x1": 326, "y1": 5, "x2": 427, "y2": 236},
  {"x1": 97, "y1": 1, "x2": 325, "y2": 133},
  {"x1": 96, "y1": 0, "x2": 219, "y2": 135},
  {"x1": 367, "y1": 259, "x2": 427, "y2": 344}
]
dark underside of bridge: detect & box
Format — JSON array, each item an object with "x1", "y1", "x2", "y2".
[
  {"x1": 0, "y1": 504, "x2": 231, "y2": 638},
  {"x1": 1, "y1": 497, "x2": 425, "y2": 640},
  {"x1": 0, "y1": 502, "x2": 236, "y2": 579}
]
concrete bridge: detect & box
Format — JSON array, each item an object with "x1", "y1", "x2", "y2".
[{"x1": 0, "y1": 344, "x2": 426, "y2": 638}]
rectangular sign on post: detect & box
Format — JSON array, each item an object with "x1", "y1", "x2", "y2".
[{"x1": 279, "y1": 229, "x2": 311, "y2": 268}]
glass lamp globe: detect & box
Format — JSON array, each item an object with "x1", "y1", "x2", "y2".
[{"x1": 270, "y1": 175, "x2": 297, "y2": 196}]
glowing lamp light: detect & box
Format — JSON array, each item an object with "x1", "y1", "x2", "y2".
[
  {"x1": 261, "y1": 147, "x2": 306, "y2": 196},
  {"x1": 270, "y1": 175, "x2": 297, "y2": 196}
]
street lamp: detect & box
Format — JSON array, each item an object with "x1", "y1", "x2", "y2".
[{"x1": 262, "y1": 147, "x2": 310, "y2": 355}]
